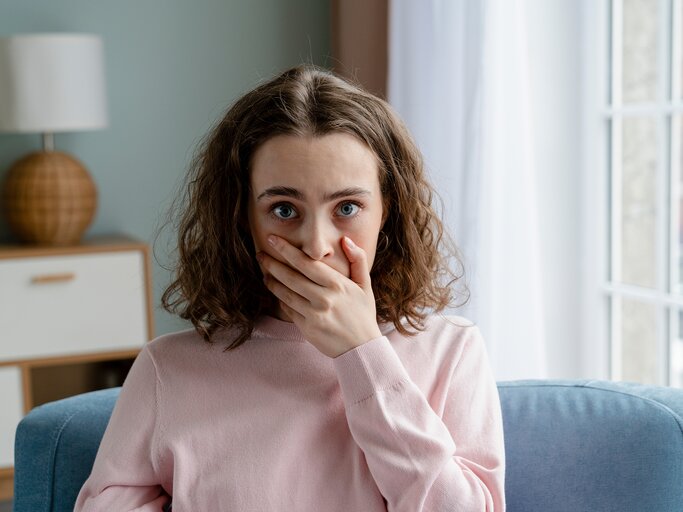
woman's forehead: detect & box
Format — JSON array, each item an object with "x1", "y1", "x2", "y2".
[{"x1": 249, "y1": 133, "x2": 381, "y2": 192}]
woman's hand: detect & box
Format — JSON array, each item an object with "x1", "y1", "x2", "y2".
[{"x1": 256, "y1": 234, "x2": 383, "y2": 358}]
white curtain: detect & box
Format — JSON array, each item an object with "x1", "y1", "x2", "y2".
[{"x1": 388, "y1": 0, "x2": 547, "y2": 381}]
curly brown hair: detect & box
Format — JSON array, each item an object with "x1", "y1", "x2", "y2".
[{"x1": 156, "y1": 63, "x2": 471, "y2": 351}]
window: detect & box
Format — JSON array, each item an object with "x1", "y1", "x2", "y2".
[{"x1": 601, "y1": 0, "x2": 683, "y2": 387}]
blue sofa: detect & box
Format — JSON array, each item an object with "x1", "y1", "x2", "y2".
[{"x1": 12, "y1": 379, "x2": 683, "y2": 511}]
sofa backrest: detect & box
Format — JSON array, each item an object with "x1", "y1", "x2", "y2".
[{"x1": 498, "y1": 379, "x2": 683, "y2": 511}]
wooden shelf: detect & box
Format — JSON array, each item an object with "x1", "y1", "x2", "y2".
[{"x1": 28, "y1": 355, "x2": 137, "y2": 411}]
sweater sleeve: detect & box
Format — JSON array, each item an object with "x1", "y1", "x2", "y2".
[
  {"x1": 73, "y1": 344, "x2": 172, "y2": 512},
  {"x1": 332, "y1": 325, "x2": 506, "y2": 512}
]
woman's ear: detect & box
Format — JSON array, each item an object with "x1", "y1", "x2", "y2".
[{"x1": 380, "y1": 200, "x2": 390, "y2": 229}]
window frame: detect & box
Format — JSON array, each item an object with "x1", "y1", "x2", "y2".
[{"x1": 582, "y1": 0, "x2": 681, "y2": 386}]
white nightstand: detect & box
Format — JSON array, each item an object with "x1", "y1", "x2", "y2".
[{"x1": 0, "y1": 233, "x2": 154, "y2": 500}]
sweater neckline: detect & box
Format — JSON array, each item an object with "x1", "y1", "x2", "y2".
[{"x1": 252, "y1": 314, "x2": 398, "y2": 342}]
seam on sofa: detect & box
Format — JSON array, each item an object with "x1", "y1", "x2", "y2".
[
  {"x1": 45, "y1": 410, "x2": 80, "y2": 511},
  {"x1": 582, "y1": 382, "x2": 683, "y2": 436},
  {"x1": 499, "y1": 382, "x2": 683, "y2": 438}
]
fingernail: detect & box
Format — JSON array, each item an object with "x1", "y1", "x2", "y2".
[
  {"x1": 267, "y1": 235, "x2": 277, "y2": 247},
  {"x1": 344, "y1": 236, "x2": 355, "y2": 248}
]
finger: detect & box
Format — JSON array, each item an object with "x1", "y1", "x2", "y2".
[
  {"x1": 264, "y1": 274, "x2": 310, "y2": 316},
  {"x1": 342, "y1": 236, "x2": 371, "y2": 290},
  {"x1": 260, "y1": 252, "x2": 320, "y2": 302},
  {"x1": 267, "y1": 235, "x2": 337, "y2": 287}
]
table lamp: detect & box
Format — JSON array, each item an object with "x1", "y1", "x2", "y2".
[{"x1": 0, "y1": 33, "x2": 108, "y2": 246}]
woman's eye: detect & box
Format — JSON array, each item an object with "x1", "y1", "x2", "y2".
[
  {"x1": 270, "y1": 202, "x2": 361, "y2": 221},
  {"x1": 337, "y1": 202, "x2": 361, "y2": 217},
  {"x1": 271, "y1": 204, "x2": 297, "y2": 221}
]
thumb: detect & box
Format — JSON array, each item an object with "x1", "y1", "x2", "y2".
[{"x1": 342, "y1": 236, "x2": 371, "y2": 290}]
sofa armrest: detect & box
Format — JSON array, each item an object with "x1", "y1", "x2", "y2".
[{"x1": 14, "y1": 387, "x2": 121, "y2": 512}]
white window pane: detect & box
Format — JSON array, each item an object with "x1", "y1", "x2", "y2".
[
  {"x1": 619, "y1": 116, "x2": 658, "y2": 288},
  {"x1": 673, "y1": 310, "x2": 683, "y2": 387},
  {"x1": 618, "y1": 296, "x2": 660, "y2": 384},
  {"x1": 622, "y1": 0, "x2": 660, "y2": 103}
]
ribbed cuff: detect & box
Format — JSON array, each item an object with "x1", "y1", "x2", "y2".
[{"x1": 332, "y1": 336, "x2": 411, "y2": 406}]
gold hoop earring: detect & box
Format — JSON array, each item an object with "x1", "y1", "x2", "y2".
[{"x1": 376, "y1": 231, "x2": 390, "y2": 254}]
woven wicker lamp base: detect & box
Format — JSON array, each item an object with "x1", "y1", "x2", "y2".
[{"x1": 0, "y1": 150, "x2": 98, "y2": 246}]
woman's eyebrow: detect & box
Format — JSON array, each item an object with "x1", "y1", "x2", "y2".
[{"x1": 256, "y1": 186, "x2": 371, "y2": 202}]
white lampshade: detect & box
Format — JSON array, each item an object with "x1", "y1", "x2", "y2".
[{"x1": 0, "y1": 33, "x2": 108, "y2": 133}]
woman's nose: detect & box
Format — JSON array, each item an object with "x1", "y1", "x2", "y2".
[{"x1": 299, "y1": 221, "x2": 336, "y2": 261}]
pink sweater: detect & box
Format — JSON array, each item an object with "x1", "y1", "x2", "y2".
[{"x1": 74, "y1": 313, "x2": 506, "y2": 511}]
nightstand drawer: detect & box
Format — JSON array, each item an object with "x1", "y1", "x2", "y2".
[{"x1": 0, "y1": 250, "x2": 148, "y2": 362}]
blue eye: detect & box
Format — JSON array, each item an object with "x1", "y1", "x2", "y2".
[
  {"x1": 270, "y1": 204, "x2": 296, "y2": 220},
  {"x1": 270, "y1": 201, "x2": 362, "y2": 222},
  {"x1": 339, "y1": 202, "x2": 360, "y2": 217}
]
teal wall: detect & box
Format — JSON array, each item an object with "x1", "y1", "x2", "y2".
[{"x1": 0, "y1": 0, "x2": 331, "y2": 337}]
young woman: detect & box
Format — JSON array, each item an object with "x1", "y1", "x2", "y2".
[{"x1": 74, "y1": 64, "x2": 506, "y2": 511}]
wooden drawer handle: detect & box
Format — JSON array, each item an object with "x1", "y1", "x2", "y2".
[{"x1": 30, "y1": 272, "x2": 76, "y2": 284}]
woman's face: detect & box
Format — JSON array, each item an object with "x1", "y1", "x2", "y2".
[{"x1": 247, "y1": 132, "x2": 385, "y2": 320}]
